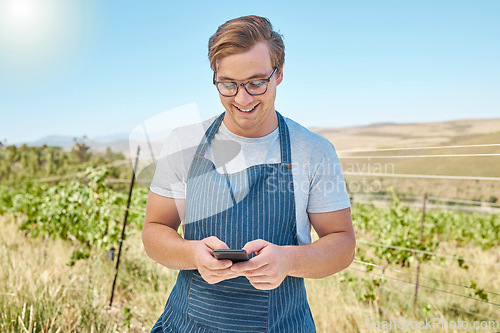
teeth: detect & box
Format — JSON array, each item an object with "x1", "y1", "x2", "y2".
[{"x1": 236, "y1": 105, "x2": 257, "y2": 112}]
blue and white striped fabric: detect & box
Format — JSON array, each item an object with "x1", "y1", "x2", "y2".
[{"x1": 151, "y1": 112, "x2": 316, "y2": 332}]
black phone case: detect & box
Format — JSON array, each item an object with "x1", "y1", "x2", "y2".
[{"x1": 213, "y1": 249, "x2": 249, "y2": 262}]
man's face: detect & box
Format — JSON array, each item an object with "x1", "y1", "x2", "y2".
[{"x1": 215, "y1": 42, "x2": 282, "y2": 138}]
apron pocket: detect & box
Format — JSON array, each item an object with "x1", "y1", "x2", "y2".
[{"x1": 188, "y1": 272, "x2": 269, "y2": 332}]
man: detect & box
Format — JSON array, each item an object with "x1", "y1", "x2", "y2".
[{"x1": 143, "y1": 15, "x2": 355, "y2": 332}]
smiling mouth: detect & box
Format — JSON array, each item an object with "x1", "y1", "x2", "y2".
[{"x1": 234, "y1": 104, "x2": 259, "y2": 113}]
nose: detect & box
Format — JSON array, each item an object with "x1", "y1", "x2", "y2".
[{"x1": 234, "y1": 86, "x2": 253, "y2": 106}]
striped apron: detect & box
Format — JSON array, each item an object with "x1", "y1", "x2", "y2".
[{"x1": 151, "y1": 112, "x2": 315, "y2": 332}]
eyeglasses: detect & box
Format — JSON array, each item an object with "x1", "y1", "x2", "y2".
[{"x1": 213, "y1": 68, "x2": 277, "y2": 97}]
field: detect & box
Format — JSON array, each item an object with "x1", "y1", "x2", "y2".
[{"x1": 1, "y1": 118, "x2": 499, "y2": 332}]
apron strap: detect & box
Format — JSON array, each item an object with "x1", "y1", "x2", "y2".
[
  {"x1": 276, "y1": 111, "x2": 292, "y2": 165},
  {"x1": 194, "y1": 112, "x2": 225, "y2": 158}
]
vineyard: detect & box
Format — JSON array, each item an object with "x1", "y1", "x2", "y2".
[{"x1": 0, "y1": 144, "x2": 499, "y2": 332}]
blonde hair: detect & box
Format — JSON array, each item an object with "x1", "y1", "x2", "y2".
[{"x1": 208, "y1": 15, "x2": 285, "y2": 72}]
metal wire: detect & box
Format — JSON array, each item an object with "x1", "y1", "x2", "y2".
[
  {"x1": 375, "y1": 284, "x2": 500, "y2": 321},
  {"x1": 344, "y1": 171, "x2": 500, "y2": 181},
  {"x1": 348, "y1": 267, "x2": 500, "y2": 307},
  {"x1": 351, "y1": 193, "x2": 500, "y2": 208},
  {"x1": 352, "y1": 260, "x2": 500, "y2": 297},
  {"x1": 351, "y1": 198, "x2": 500, "y2": 213},
  {"x1": 340, "y1": 153, "x2": 500, "y2": 159},
  {"x1": 427, "y1": 196, "x2": 500, "y2": 208},
  {"x1": 338, "y1": 143, "x2": 500, "y2": 154}
]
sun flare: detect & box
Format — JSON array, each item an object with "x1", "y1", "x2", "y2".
[
  {"x1": 0, "y1": 0, "x2": 56, "y2": 51},
  {"x1": 0, "y1": 0, "x2": 90, "y2": 80}
]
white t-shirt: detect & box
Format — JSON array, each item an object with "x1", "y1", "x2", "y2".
[{"x1": 150, "y1": 114, "x2": 351, "y2": 245}]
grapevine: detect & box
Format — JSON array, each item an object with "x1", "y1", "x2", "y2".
[{"x1": 2, "y1": 167, "x2": 147, "y2": 264}]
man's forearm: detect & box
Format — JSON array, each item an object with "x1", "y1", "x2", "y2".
[
  {"x1": 142, "y1": 222, "x2": 198, "y2": 270},
  {"x1": 285, "y1": 231, "x2": 355, "y2": 279}
]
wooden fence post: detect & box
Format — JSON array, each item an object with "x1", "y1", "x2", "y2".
[{"x1": 413, "y1": 192, "x2": 427, "y2": 312}]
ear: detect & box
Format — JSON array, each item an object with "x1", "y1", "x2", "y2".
[{"x1": 276, "y1": 68, "x2": 283, "y2": 86}]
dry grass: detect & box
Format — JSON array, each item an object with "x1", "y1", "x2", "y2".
[
  {"x1": 0, "y1": 214, "x2": 175, "y2": 332},
  {"x1": 315, "y1": 118, "x2": 500, "y2": 152}
]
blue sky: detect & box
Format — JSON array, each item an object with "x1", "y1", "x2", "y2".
[{"x1": 1, "y1": 0, "x2": 499, "y2": 144}]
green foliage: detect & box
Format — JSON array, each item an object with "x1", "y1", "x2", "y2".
[
  {"x1": 0, "y1": 142, "x2": 149, "y2": 264},
  {"x1": 1, "y1": 167, "x2": 148, "y2": 263},
  {"x1": 122, "y1": 307, "x2": 132, "y2": 328},
  {"x1": 352, "y1": 194, "x2": 499, "y2": 268},
  {"x1": 469, "y1": 281, "x2": 489, "y2": 302},
  {"x1": 457, "y1": 257, "x2": 469, "y2": 270},
  {"x1": 0, "y1": 185, "x2": 13, "y2": 214},
  {"x1": 338, "y1": 271, "x2": 386, "y2": 304},
  {"x1": 362, "y1": 277, "x2": 385, "y2": 303},
  {"x1": 426, "y1": 209, "x2": 500, "y2": 249},
  {"x1": 353, "y1": 196, "x2": 438, "y2": 267}
]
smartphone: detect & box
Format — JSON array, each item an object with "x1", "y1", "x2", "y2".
[{"x1": 213, "y1": 249, "x2": 249, "y2": 262}]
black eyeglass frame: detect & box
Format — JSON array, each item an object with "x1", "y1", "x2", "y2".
[{"x1": 212, "y1": 67, "x2": 278, "y2": 97}]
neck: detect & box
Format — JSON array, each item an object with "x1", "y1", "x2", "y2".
[{"x1": 223, "y1": 111, "x2": 278, "y2": 138}]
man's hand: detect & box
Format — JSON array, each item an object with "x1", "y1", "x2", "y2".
[
  {"x1": 194, "y1": 236, "x2": 243, "y2": 284},
  {"x1": 230, "y1": 239, "x2": 291, "y2": 290}
]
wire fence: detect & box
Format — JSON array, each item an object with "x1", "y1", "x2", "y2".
[
  {"x1": 337, "y1": 143, "x2": 500, "y2": 154},
  {"x1": 352, "y1": 260, "x2": 500, "y2": 297},
  {"x1": 350, "y1": 193, "x2": 500, "y2": 213},
  {"x1": 446, "y1": 305, "x2": 500, "y2": 322},
  {"x1": 348, "y1": 266, "x2": 500, "y2": 308},
  {"x1": 428, "y1": 195, "x2": 500, "y2": 208},
  {"x1": 344, "y1": 171, "x2": 500, "y2": 181},
  {"x1": 378, "y1": 286, "x2": 500, "y2": 322},
  {"x1": 337, "y1": 142, "x2": 500, "y2": 315}
]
